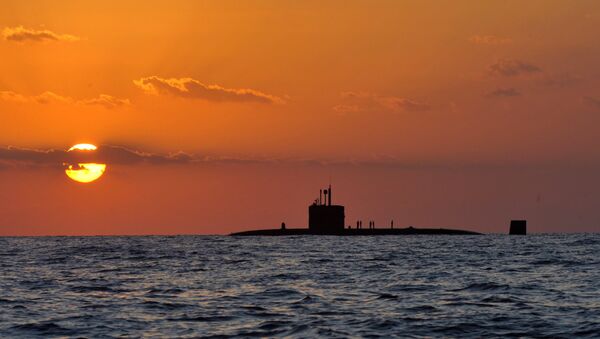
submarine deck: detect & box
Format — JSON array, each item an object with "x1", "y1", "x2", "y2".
[{"x1": 230, "y1": 227, "x2": 481, "y2": 236}]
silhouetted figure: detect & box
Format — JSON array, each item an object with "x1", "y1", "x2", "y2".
[
  {"x1": 510, "y1": 220, "x2": 526, "y2": 235},
  {"x1": 281, "y1": 222, "x2": 286, "y2": 230},
  {"x1": 391, "y1": 220, "x2": 394, "y2": 229}
]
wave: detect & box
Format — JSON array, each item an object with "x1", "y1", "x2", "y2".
[
  {"x1": 376, "y1": 293, "x2": 398, "y2": 300},
  {"x1": 454, "y1": 282, "x2": 511, "y2": 292},
  {"x1": 1, "y1": 234, "x2": 598, "y2": 338},
  {"x1": 69, "y1": 285, "x2": 122, "y2": 293},
  {"x1": 141, "y1": 300, "x2": 189, "y2": 310},
  {"x1": 9, "y1": 322, "x2": 77, "y2": 336},
  {"x1": 481, "y1": 295, "x2": 523, "y2": 303},
  {"x1": 167, "y1": 315, "x2": 236, "y2": 322}
]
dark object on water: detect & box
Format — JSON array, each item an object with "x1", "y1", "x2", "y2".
[
  {"x1": 231, "y1": 185, "x2": 481, "y2": 236},
  {"x1": 231, "y1": 227, "x2": 480, "y2": 236},
  {"x1": 309, "y1": 185, "x2": 345, "y2": 232},
  {"x1": 510, "y1": 220, "x2": 527, "y2": 235}
]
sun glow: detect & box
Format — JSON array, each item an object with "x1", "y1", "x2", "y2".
[
  {"x1": 64, "y1": 143, "x2": 107, "y2": 183},
  {"x1": 69, "y1": 143, "x2": 97, "y2": 151},
  {"x1": 65, "y1": 163, "x2": 107, "y2": 183}
]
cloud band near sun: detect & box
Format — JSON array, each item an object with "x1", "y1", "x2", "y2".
[
  {"x1": 2, "y1": 144, "x2": 587, "y2": 171},
  {"x1": 2, "y1": 26, "x2": 80, "y2": 43},
  {"x1": 0, "y1": 145, "x2": 284, "y2": 170},
  {"x1": 133, "y1": 76, "x2": 285, "y2": 104},
  {"x1": 0, "y1": 91, "x2": 129, "y2": 109},
  {"x1": 0, "y1": 145, "x2": 194, "y2": 169}
]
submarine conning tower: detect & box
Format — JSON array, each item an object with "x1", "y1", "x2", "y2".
[
  {"x1": 309, "y1": 184, "x2": 345, "y2": 232},
  {"x1": 509, "y1": 220, "x2": 527, "y2": 235}
]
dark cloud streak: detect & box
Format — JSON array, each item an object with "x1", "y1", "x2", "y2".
[
  {"x1": 335, "y1": 92, "x2": 430, "y2": 113},
  {"x1": 486, "y1": 88, "x2": 521, "y2": 97},
  {"x1": 583, "y1": 96, "x2": 600, "y2": 109},
  {"x1": 489, "y1": 59, "x2": 541, "y2": 77},
  {"x1": 0, "y1": 145, "x2": 195, "y2": 169},
  {"x1": 469, "y1": 35, "x2": 512, "y2": 45}
]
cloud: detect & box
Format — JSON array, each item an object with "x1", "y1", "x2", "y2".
[
  {"x1": 0, "y1": 90, "x2": 129, "y2": 109},
  {"x1": 544, "y1": 73, "x2": 582, "y2": 88},
  {"x1": 0, "y1": 144, "x2": 286, "y2": 170},
  {"x1": 34, "y1": 91, "x2": 72, "y2": 104},
  {"x1": 583, "y1": 96, "x2": 600, "y2": 109},
  {"x1": 133, "y1": 76, "x2": 284, "y2": 104},
  {"x1": 0, "y1": 145, "x2": 195, "y2": 169},
  {"x1": 2, "y1": 26, "x2": 80, "y2": 43},
  {"x1": 335, "y1": 92, "x2": 430, "y2": 113},
  {"x1": 381, "y1": 97, "x2": 431, "y2": 111},
  {"x1": 0, "y1": 91, "x2": 27, "y2": 102},
  {"x1": 0, "y1": 147, "x2": 65, "y2": 167},
  {"x1": 0, "y1": 145, "x2": 450, "y2": 170},
  {"x1": 0, "y1": 91, "x2": 71, "y2": 104},
  {"x1": 94, "y1": 145, "x2": 194, "y2": 165},
  {"x1": 80, "y1": 95, "x2": 131, "y2": 109},
  {"x1": 469, "y1": 35, "x2": 512, "y2": 45},
  {"x1": 488, "y1": 59, "x2": 541, "y2": 77},
  {"x1": 333, "y1": 104, "x2": 360, "y2": 114},
  {"x1": 486, "y1": 88, "x2": 521, "y2": 98},
  {"x1": 2, "y1": 144, "x2": 588, "y2": 171}
]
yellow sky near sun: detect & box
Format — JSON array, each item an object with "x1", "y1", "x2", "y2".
[{"x1": 1, "y1": 0, "x2": 600, "y2": 164}]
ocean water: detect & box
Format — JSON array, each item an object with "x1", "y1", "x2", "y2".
[{"x1": 0, "y1": 234, "x2": 599, "y2": 338}]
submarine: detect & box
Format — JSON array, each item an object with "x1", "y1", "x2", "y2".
[{"x1": 230, "y1": 185, "x2": 481, "y2": 236}]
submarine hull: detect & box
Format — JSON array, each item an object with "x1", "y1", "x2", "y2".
[{"x1": 230, "y1": 227, "x2": 481, "y2": 236}]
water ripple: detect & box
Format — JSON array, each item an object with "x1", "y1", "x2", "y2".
[{"x1": 0, "y1": 234, "x2": 599, "y2": 337}]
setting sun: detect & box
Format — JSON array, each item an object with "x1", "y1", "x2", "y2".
[
  {"x1": 68, "y1": 143, "x2": 98, "y2": 152},
  {"x1": 64, "y1": 143, "x2": 106, "y2": 183}
]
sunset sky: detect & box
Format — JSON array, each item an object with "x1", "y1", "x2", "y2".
[{"x1": 1, "y1": 0, "x2": 600, "y2": 235}]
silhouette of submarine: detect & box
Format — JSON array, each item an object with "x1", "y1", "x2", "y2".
[{"x1": 231, "y1": 185, "x2": 481, "y2": 236}]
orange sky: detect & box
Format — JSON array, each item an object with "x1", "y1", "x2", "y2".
[{"x1": 1, "y1": 1, "x2": 600, "y2": 235}]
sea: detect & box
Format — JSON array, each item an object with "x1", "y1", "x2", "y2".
[{"x1": 0, "y1": 234, "x2": 599, "y2": 338}]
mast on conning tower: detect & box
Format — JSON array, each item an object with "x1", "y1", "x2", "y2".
[{"x1": 308, "y1": 184, "x2": 345, "y2": 232}]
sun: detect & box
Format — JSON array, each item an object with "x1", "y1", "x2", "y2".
[
  {"x1": 65, "y1": 163, "x2": 106, "y2": 183},
  {"x1": 64, "y1": 143, "x2": 107, "y2": 183},
  {"x1": 68, "y1": 143, "x2": 98, "y2": 151}
]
